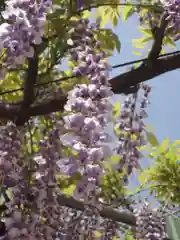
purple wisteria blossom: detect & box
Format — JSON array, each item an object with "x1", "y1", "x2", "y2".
[
  {"x1": 134, "y1": 202, "x2": 166, "y2": 240},
  {"x1": 0, "y1": 122, "x2": 23, "y2": 189},
  {"x1": 77, "y1": 0, "x2": 84, "y2": 9},
  {"x1": 161, "y1": 0, "x2": 180, "y2": 40},
  {"x1": 114, "y1": 84, "x2": 151, "y2": 183},
  {"x1": 59, "y1": 18, "x2": 113, "y2": 203},
  {"x1": 0, "y1": 117, "x2": 70, "y2": 239},
  {"x1": 0, "y1": 0, "x2": 52, "y2": 78}
]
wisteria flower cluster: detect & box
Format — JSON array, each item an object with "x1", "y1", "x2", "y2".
[
  {"x1": 0, "y1": 122, "x2": 24, "y2": 190},
  {"x1": 115, "y1": 84, "x2": 151, "y2": 183},
  {"x1": 160, "y1": 0, "x2": 180, "y2": 40},
  {"x1": 0, "y1": 0, "x2": 52, "y2": 78},
  {"x1": 134, "y1": 202, "x2": 166, "y2": 240},
  {"x1": 0, "y1": 119, "x2": 67, "y2": 240},
  {"x1": 99, "y1": 219, "x2": 117, "y2": 239},
  {"x1": 59, "y1": 18, "x2": 113, "y2": 203}
]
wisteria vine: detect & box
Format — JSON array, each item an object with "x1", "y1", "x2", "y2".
[{"x1": 0, "y1": 0, "x2": 177, "y2": 239}]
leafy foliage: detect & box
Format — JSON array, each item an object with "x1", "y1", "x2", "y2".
[
  {"x1": 95, "y1": 0, "x2": 121, "y2": 27},
  {"x1": 140, "y1": 138, "x2": 180, "y2": 203},
  {"x1": 96, "y1": 28, "x2": 121, "y2": 53}
]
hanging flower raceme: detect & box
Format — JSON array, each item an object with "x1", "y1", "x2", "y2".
[
  {"x1": 134, "y1": 202, "x2": 166, "y2": 240},
  {"x1": 0, "y1": 118, "x2": 67, "y2": 240},
  {"x1": 160, "y1": 0, "x2": 180, "y2": 40},
  {"x1": 0, "y1": 0, "x2": 52, "y2": 77},
  {"x1": 0, "y1": 122, "x2": 29, "y2": 240},
  {"x1": 161, "y1": 0, "x2": 180, "y2": 23},
  {"x1": 24, "y1": 115, "x2": 66, "y2": 240},
  {"x1": 0, "y1": 122, "x2": 24, "y2": 188},
  {"x1": 115, "y1": 84, "x2": 151, "y2": 183},
  {"x1": 59, "y1": 18, "x2": 113, "y2": 203}
]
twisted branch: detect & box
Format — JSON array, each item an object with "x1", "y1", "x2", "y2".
[
  {"x1": 15, "y1": 46, "x2": 39, "y2": 125},
  {"x1": 147, "y1": 12, "x2": 168, "y2": 64}
]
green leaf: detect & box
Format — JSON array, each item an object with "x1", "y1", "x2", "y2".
[
  {"x1": 111, "y1": 155, "x2": 120, "y2": 161},
  {"x1": 141, "y1": 36, "x2": 153, "y2": 44},
  {"x1": 5, "y1": 189, "x2": 13, "y2": 200},
  {"x1": 47, "y1": 8, "x2": 66, "y2": 19},
  {"x1": 145, "y1": 125, "x2": 153, "y2": 131},
  {"x1": 138, "y1": 26, "x2": 152, "y2": 36},
  {"x1": 166, "y1": 215, "x2": 180, "y2": 240},
  {"x1": 132, "y1": 50, "x2": 141, "y2": 56},
  {"x1": 114, "y1": 125, "x2": 121, "y2": 136},
  {"x1": 110, "y1": 155, "x2": 121, "y2": 165},
  {"x1": 132, "y1": 26, "x2": 153, "y2": 55},
  {"x1": 132, "y1": 39, "x2": 145, "y2": 49},
  {"x1": 96, "y1": 29, "x2": 121, "y2": 52},
  {"x1": 96, "y1": 1, "x2": 120, "y2": 27},
  {"x1": 124, "y1": 229, "x2": 135, "y2": 240},
  {"x1": 94, "y1": 231, "x2": 102, "y2": 237},
  {"x1": 63, "y1": 184, "x2": 76, "y2": 196},
  {"x1": 81, "y1": 10, "x2": 90, "y2": 19},
  {"x1": 163, "y1": 36, "x2": 176, "y2": 48},
  {"x1": 49, "y1": 17, "x2": 67, "y2": 34},
  {"x1": 173, "y1": 140, "x2": 180, "y2": 146},
  {"x1": 113, "y1": 101, "x2": 121, "y2": 119},
  {"x1": 122, "y1": 6, "x2": 135, "y2": 22},
  {"x1": 159, "y1": 138, "x2": 169, "y2": 153},
  {"x1": 138, "y1": 171, "x2": 148, "y2": 185},
  {"x1": 0, "y1": 195, "x2": 5, "y2": 206},
  {"x1": 146, "y1": 132, "x2": 159, "y2": 147},
  {"x1": 112, "y1": 33, "x2": 121, "y2": 52},
  {"x1": 161, "y1": 48, "x2": 166, "y2": 54},
  {"x1": 113, "y1": 236, "x2": 120, "y2": 240},
  {"x1": 52, "y1": 0, "x2": 63, "y2": 4}
]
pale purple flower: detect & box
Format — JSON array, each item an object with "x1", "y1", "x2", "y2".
[
  {"x1": 115, "y1": 84, "x2": 151, "y2": 183},
  {"x1": 134, "y1": 202, "x2": 166, "y2": 240},
  {"x1": 161, "y1": 0, "x2": 180, "y2": 39},
  {"x1": 58, "y1": 19, "x2": 113, "y2": 205},
  {"x1": 77, "y1": 0, "x2": 84, "y2": 9},
  {"x1": 0, "y1": 0, "x2": 52, "y2": 78}
]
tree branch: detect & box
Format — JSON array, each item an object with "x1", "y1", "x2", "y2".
[
  {"x1": 29, "y1": 97, "x2": 67, "y2": 116},
  {"x1": 21, "y1": 47, "x2": 38, "y2": 107},
  {"x1": 0, "y1": 103, "x2": 19, "y2": 121},
  {"x1": 15, "y1": 46, "x2": 39, "y2": 126},
  {"x1": 0, "y1": 52, "x2": 180, "y2": 121},
  {"x1": 57, "y1": 194, "x2": 136, "y2": 226},
  {"x1": 30, "y1": 52, "x2": 180, "y2": 113},
  {"x1": 109, "y1": 52, "x2": 180, "y2": 94},
  {"x1": 147, "y1": 12, "x2": 168, "y2": 64}
]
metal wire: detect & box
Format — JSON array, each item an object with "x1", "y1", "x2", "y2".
[{"x1": 0, "y1": 49, "x2": 179, "y2": 97}]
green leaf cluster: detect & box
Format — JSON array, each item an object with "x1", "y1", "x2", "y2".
[
  {"x1": 95, "y1": 29, "x2": 121, "y2": 54},
  {"x1": 100, "y1": 169, "x2": 127, "y2": 204},
  {"x1": 143, "y1": 138, "x2": 180, "y2": 203},
  {"x1": 95, "y1": 0, "x2": 121, "y2": 27}
]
